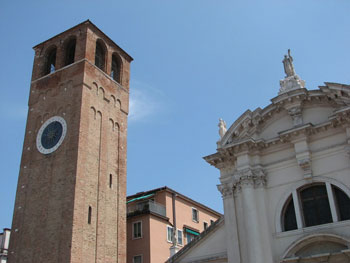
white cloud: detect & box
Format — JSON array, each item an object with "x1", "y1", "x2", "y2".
[{"x1": 129, "y1": 80, "x2": 165, "y2": 123}]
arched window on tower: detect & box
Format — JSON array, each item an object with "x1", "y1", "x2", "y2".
[
  {"x1": 282, "y1": 183, "x2": 350, "y2": 232},
  {"x1": 64, "y1": 38, "x2": 76, "y2": 66},
  {"x1": 111, "y1": 54, "x2": 122, "y2": 83},
  {"x1": 45, "y1": 47, "x2": 57, "y2": 75},
  {"x1": 95, "y1": 40, "x2": 105, "y2": 71}
]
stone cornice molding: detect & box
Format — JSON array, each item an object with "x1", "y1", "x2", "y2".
[
  {"x1": 217, "y1": 84, "x2": 350, "y2": 148},
  {"x1": 204, "y1": 108, "x2": 350, "y2": 169}
]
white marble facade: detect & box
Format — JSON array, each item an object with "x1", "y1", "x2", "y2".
[{"x1": 167, "y1": 59, "x2": 350, "y2": 263}]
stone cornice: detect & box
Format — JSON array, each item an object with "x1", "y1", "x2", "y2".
[
  {"x1": 218, "y1": 85, "x2": 350, "y2": 149},
  {"x1": 204, "y1": 108, "x2": 350, "y2": 169}
]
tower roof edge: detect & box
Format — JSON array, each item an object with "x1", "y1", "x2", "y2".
[{"x1": 32, "y1": 20, "x2": 133, "y2": 62}]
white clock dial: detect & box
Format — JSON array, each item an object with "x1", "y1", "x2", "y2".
[{"x1": 36, "y1": 116, "x2": 67, "y2": 154}]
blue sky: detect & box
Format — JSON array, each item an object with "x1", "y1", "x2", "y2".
[{"x1": 1, "y1": 0, "x2": 350, "y2": 229}]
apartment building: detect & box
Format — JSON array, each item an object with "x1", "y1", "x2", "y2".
[
  {"x1": 127, "y1": 186, "x2": 221, "y2": 263},
  {"x1": 0, "y1": 228, "x2": 10, "y2": 263}
]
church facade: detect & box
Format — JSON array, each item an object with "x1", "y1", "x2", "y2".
[{"x1": 167, "y1": 53, "x2": 350, "y2": 263}]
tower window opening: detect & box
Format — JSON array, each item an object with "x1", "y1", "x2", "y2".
[
  {"x1": 88, "y1": 206, "x2": 92, "y2": 224},
  {"x1": 95, "y1": 41, "x2": 105, "y2": 71},
  {"x1": 109, "y1": 174, "x2": 113, "y2": 188},
  {"x1": 65, "y1": 38, "x2": 76, "y2": 66},
  {"x1": 111, "y1": 54, "x2": 121, "y2": 83},
  {"x1": 45, "y1": 48, "x2": 57, "y2": 75}
]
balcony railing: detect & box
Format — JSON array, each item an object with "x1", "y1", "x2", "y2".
[{"x1": 127, "y1": 200, "x2": 166, "y2": 218}]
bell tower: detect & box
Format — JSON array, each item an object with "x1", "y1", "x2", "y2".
[{"x1": 8, "y1": 20, "x2": 133, "y2": 263}]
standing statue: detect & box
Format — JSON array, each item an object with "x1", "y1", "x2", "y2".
[
  {"x1": 282, "y1": 49, "x2": 296, "y2": 77},
  {"x1": 218, "y1": 118, "x2": 227, "y2": 139}
]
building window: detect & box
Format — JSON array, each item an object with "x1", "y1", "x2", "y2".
[
  {"x1": 133, "y1": 221, "x2": 142, "y2": 239},
  {"x1": 203, "y1": 222, "x2": 208, "y2": 230},
  {"x1": 334, "y1": 186, "x2": 350, "y2": 220},
  {"x1": 300, "y1": 184, "x2": 332, "y2": 227},
  {"x1": 95, "y1": 40, "x2": 105, "y2": 71},
  {"x1": 184, "y1": 228, "x2": 199, "y2": 244},
  {"x1": 186, "y1": 232, "x2": 195, "y2": 244},
  {"x1": 282, "y1": 183, "x2": 350, "y2": 232},
  {"x1": 192, "y1": 208, "x2": 199, "y2": 222},
  {"x1": 65, "y1": 38, "x2": 76, "y2": 66},
  {"x1": 177, "y1": 229, "x2": 183, "y2": 245},
  {"x1": 133, "y1": 255, "x2": 142, "y2": 263},
  {"x1": 111, "y1": 54, "x2": 122, "y2": 83},
  {"x1": 45, "y1": 47, "x2": 57, "y2": 75},
  {"x1": 167, "y1": 226, "x2": 173, "y2": 243},
  {"x1": 109, "y1": 174, "x2": 113, "y2": 188},
  {"x1": 283, "y1": 197, "x2": 297, "y2": 231},
  {"x1": 210, "y1": 219, "x2": 214, "y2": 225},
  {"x1": 88, "y1": 206, "x2": 92, "y2": 224}
]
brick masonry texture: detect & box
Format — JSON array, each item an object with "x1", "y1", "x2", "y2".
[{"x1": 8, "y1": 21, "x2": 132, "y2": 263}]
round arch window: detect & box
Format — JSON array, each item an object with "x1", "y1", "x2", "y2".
[{"x1": 282, "y1": 183, "x2": 350, "y2": 231}]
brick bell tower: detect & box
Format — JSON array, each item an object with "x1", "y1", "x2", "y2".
[{"x1": 8, "y1": 20, "x2": 132, "y2": 263}]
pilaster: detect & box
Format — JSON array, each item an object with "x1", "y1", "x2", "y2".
[{"x1": 217, "y1": 182, "x2": 241, "y2": 263}]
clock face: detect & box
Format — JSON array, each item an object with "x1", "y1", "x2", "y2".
[{"x1": 36, "y1": 116, "x2": 67, "y2": 154}]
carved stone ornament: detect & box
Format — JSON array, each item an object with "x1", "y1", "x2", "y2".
[
  {"x1": 279, "y1": 75, "x2": 306, "y2": 95},
  {"x1": 217, "y1": 183, "x2": 234, "y2": 199},
  {"x1": 297, "y1": 158, "x2": 312, "y2": 178},
  {"x1": 235, "y1": 168, "x2": 267, "y2": 189},
  {"x1": 288, "y1": 106, "x2": 303, "y2": 126}
]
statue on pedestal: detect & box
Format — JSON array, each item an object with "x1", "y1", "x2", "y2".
[
  {"x1": 279, "y1": 49, "x2": 305, "y2": 94},
  {"x1": 282, "y1": 49, "x2": 296, "y2": 77},
  {"x1": 218, "y1": 118, "x2": 227, "y2": 139}
]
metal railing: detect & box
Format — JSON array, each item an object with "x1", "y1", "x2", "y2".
[{"x1": 127, "y1": 200, "x2": 166, "y2": 217}]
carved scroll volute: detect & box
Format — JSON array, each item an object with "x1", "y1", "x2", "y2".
[{"x1": 217, "y1": 183, "x2": 234, "y2": 199}]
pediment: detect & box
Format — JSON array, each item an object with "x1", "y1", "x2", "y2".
[{"x1": 219, "y1": 84, "x2": 350, "y2": 148}]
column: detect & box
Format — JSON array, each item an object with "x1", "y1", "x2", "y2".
[
  {"x1": 240, "y1": 176, "x2": 265, "y2": 263},
  {"x1": 218, "y1": 183, "x2": 241, "y2": 263}
]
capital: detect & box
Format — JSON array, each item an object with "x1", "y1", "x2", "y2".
[{"x1": 217, "y1": 183, "x2": 234, "y2": 199}]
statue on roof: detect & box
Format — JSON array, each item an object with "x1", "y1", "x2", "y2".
[
  {"x1": 279, "y1": 49, "x2": 305, "y2": 95},
  {"x1": 218, "y1": 118, "x2": 227, "y2": 139},
  {"x1": 282, "y1": 49, "x2": 296, "y2": 77}
]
